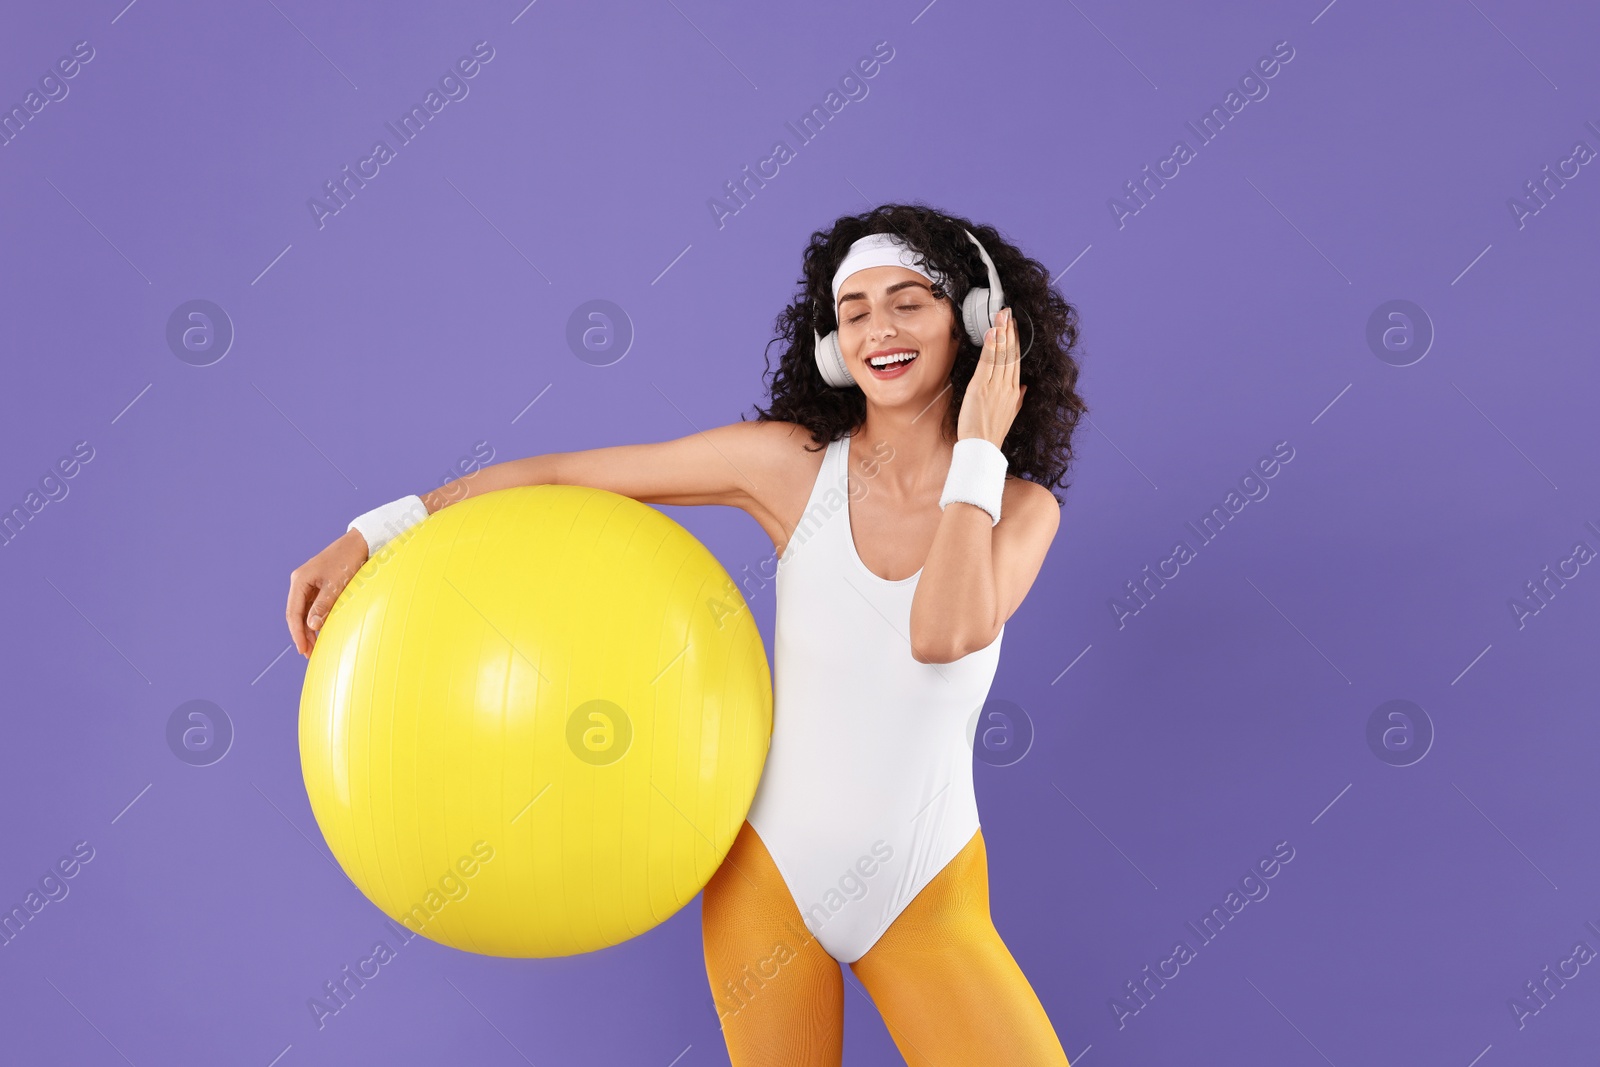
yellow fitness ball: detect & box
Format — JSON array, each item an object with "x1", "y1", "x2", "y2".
[{"x1": 298, "y1": 485, "x2": 772, "y2": 958}]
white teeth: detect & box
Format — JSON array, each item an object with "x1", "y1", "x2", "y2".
[{"x1": 869, "y1": 352, "x2": 917, "y2": 368}]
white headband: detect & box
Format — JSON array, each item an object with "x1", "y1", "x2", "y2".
[{"x1": 830, "y1": 232, "x2": 949, "y2": 308}]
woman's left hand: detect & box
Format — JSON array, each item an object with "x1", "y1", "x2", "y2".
[{"x1": 955, "y1": 307, "x2": 1027, "y2": 448}]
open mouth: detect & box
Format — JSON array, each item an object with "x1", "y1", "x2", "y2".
[{"x1": 867, "y1": 351, "x2": 918, "y2": 378}]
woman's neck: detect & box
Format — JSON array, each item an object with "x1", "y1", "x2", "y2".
[{"x1": 853, "y1": 407, "x2": 957, "y2": 499}]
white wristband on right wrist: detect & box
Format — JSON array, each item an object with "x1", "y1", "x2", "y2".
[
  {"x1": 348, "y1": 494, "x2": 429, "y2": 557},
  {"x1": 938, "y1": 438, "x2": 1008, "y2": 526}
]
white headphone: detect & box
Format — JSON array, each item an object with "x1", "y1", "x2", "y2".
[{"x1": 812, "y1": 228, "x2": 1006, "y2": 389}]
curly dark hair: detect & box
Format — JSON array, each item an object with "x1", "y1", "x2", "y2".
[{"x1": 746, "y1": 202, "x2": 1088, "y2": 503}]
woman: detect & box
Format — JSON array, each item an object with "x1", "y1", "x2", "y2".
[{"x1": 287, "y1": 203, "x2": 1087, "y2": 1065}]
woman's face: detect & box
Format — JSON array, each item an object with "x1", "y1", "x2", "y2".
[{"x1": 834, "y1": 265, "x2": 959, "y2": 405}]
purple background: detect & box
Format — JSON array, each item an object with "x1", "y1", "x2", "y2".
[{"x1": 2, "y1": 1, "x2": 1596, "y2": 1064}]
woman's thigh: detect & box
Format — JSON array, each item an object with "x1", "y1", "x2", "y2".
[
  {"x1": 848, "y1": 829, "x2": 1071, "y2": 1067},
  {"x1": 702, "y1": 819, "x2": 844, "y2": 1067}
]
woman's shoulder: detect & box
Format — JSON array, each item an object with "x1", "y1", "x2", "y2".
[
  {"x1": 721, "y1": 419, "x2": 832, "y2": 554},
  {"x1": 1001, "y1": 473, "x2": 1063, "y2": 530}
]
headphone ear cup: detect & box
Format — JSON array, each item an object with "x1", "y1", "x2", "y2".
[
  {"x1": 813, "y1": 327, "x2": 854, "y2": 387},
  {"x1": 958, "y1": 228, "x2": 1006, "y2": 347},
  {"x1": 961, "y1": 286, "x2": 996, "y2": 346}
]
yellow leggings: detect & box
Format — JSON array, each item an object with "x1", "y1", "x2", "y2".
[{"x1": 702, "y1": 819, "x2": 1071, "y2": 1066}]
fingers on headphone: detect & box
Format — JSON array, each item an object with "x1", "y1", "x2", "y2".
[{"x1": 998, "y1": 309, "x2": 1018, "y2": 380}]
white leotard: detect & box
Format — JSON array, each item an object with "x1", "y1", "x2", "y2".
[{"x1": 744, "y1": 431, "x2": 1004, "y2": 964}]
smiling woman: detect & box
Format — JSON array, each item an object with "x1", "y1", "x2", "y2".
[{"x1": 699, "y1": 204, "x2": 1090, "y2": 1065}]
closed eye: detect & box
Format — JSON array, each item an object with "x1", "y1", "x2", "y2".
[{"x1": 847, "y1": 303, "x2": 922, "y2": 324}]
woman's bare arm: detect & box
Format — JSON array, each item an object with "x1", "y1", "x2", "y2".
[
  {"x1": 909, "y1": 477, "x2": 1060, "y2": 664},
  {"x1": 908, "y1": 306, "x2": 1061, "y2": 663},
  {"x1": 423, "y1": 420, "x2": 766, "y2": 514},
  {"x1": 287, "y1": 419, "x2": 779, "y2": 656}
]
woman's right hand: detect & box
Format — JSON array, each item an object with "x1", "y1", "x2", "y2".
[{"x1": 286, "y1": 528, "x2": 369, "y2": 657}]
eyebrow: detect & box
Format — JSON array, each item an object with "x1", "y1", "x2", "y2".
[{"x1": 836, "y1": 279, "x2": 932, "y2": 308}]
